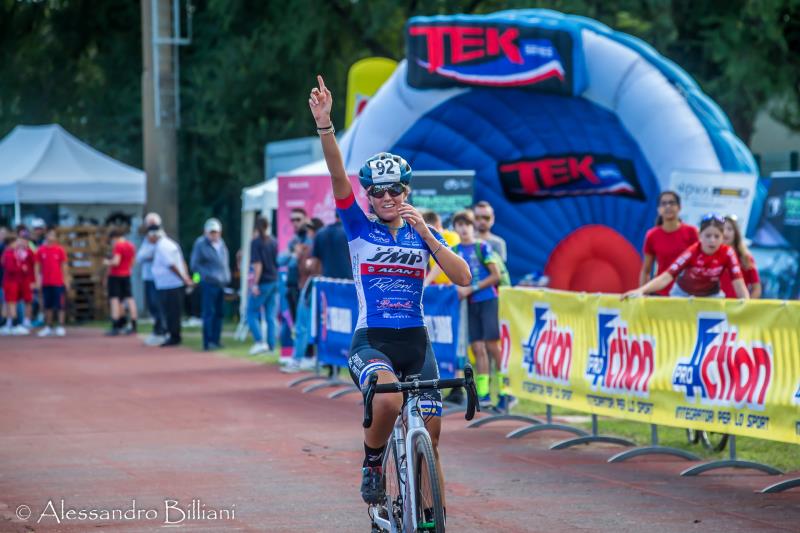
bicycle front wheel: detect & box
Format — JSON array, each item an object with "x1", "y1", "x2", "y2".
[
  {"x1": 383, "y1": 437, "x2": 404, "y2": 531},
  {"x1": 411, "y1": 433, "x2": 445, "y2": 533}
]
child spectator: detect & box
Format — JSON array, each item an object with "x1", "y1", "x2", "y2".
[
  {"x1": 449, "y1": 210, "x2": 506, "y2": 409},
  {"x1": 36, "y1": 228, "x2": 68, "y2": 337},
  {"x1": 640, "y1": 191, "x2": 699, "y2": 295},
  {"x1": 1, "y1": 234, "x2": 35, "y2": 335},
  {"x1": 721, "y1": 215, "x2": 761, "y2": 298},
  {"x1": 623, "y1": 214, "x2": 749, "y2": 299},
  {"x1": 104, "y1": 228, "x2": 138, "y2": 335}
]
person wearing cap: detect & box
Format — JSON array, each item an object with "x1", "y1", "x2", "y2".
[
  {"x1": 136, "y1": 213, "x2": 168, "y2": 344},
  {"x1": 150, "y1": 226, "x2": 193, "y2": 347},
  {"x1": 30, "y1": 218, "x2": 47, "y2": 247},
  {"x1": 190, "y1": 218, "x2": 231, "y2": 351}
]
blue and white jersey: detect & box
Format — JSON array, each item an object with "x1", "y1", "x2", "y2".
[{"x1": 336, "y1": 193, "x2": 448, "y2": 329}]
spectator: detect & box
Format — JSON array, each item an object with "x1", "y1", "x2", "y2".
[
  {"x1": 104, "y1": 228, "x2": 138, "y2": 336},
  {"x1": 137, "y1": 213, "x2": 168, "y2": 345},
  {"x1": 422, "y1": 210, "x2": 461, "y2": 285},
  {"x1": 450, "y1": 210, "x2": 507, "y2": 410},
  {"x1": 190, "y1": 218, "x2": 231, "y2": 351},
  {"x1": 0, "y1": 226, "x2": 7, "y2": 328},
  {"x1": 283, "y1": 219, "x2": 325, "y2": 373},
  {"x1": 310, "y1": 213, "x2": 352, "y2": 279},
  {"x1": 30, "y1": 218, "x2": 46, "y2": 246},
  {"x1": 640, "y1": 191, "x2": 699, "y2": 295},
  {"x1": 247, "y1": 216, "x2": 279, "y2": 355},
  {"x1": 721, "y1": 215, "x2": 761, "y2": 298},
  {"x1": 1, "y1": 234, "x2": 35, "y2": 335},
  {"x1": 473, "y1": 200, "x2": 507, "y2": 262},
  {"x1": 35, "y1": 227, "x2": 68, "y2": 337},
  {"x1": 281, "y1": 207, "x2": 310, "y2": 321},
  {"x1": 17, "y1": 227, "x2": 35, "y2": 328},
  {"x1": 151, "y1": 226, "x2": 193, "y2": 347}
]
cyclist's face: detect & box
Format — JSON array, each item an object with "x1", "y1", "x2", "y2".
[{"x1": 369, "y1": 186, "x2": 408, "y2": 222}]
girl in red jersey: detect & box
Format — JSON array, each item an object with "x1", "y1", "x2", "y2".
[
  {"x1": 623, "y1": 214, "x2": 749, "y2": 299},
  {"x1": 720, "y1": 215, "x2": 761, "y2": 298},
  {"x1": 640, "y1": 191, "x2": 699, "y2": 295}
]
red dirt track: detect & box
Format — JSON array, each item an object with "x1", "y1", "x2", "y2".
[{"x1": 1, "y1": 328, "x2": 798, "y2": 532}]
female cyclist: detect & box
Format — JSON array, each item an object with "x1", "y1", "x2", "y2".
[
  {"x1": 720, "y1": 215, "x2": 762, "y2": 298},
  {"x1": 623, "y1": 214, "x2": 749, "y2": 300},
  {"x1": 640, "y1": 191, "x2": 699, "y2": 295},
  {"x1": 308, "y1": 75, "x2": 471, "y2": 505}
]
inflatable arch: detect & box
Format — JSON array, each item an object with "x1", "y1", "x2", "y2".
[{"x1": 310, "y1": 9, "x2": 757, "y2": 292}]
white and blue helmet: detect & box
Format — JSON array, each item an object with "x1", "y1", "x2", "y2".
[{"x1": 358, "y1": 152, "x2": 412, "y2": 189}]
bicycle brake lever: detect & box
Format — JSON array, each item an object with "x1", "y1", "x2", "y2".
[
  {"x1": 463, "y1": 365, "x2": 479, "y2": 420},
  {"x1": 363, "y1": 373, "x2": 378, "y2": 429}
]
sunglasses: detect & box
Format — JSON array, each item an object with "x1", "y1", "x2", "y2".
[
  {"x1": 701, "y1": 213, "x2": 726, "y2": 224},
  {"x1": 368, "y1": 183, "x2": 406, "y2": 199},
  {"x1": 659, "y1": 200, "x2": 678, "y2": 207},
  {"x1": 290, "y1": 217, "x2": 304, "y2": 223},
  {"x1": 475, "y1": 214, "x2": 492, "y2": 221}
]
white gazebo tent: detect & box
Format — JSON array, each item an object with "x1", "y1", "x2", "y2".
[
  {"x1": 235, "y1": 179, "x2": 278, "y2": 338},
  {"x1": 0, "y1": 124, "x2": 146, "y2": 222}
]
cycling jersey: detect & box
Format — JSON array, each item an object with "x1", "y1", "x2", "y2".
[
  {"x1": 336, "y1": 192, "x2": 448, "y2": 329},
  {"x1": 668, "y1": 242, "x2": 742, "y2": 296}
]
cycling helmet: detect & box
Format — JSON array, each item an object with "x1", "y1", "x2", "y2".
[{"x1": 358, "y1": 152, "x2": 412, "y2": 189}]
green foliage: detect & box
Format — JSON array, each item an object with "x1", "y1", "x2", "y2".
[{"x1": 2, "y1": 0, "x2": 798, "y2": 251}]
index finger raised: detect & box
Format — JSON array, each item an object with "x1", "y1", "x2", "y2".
[{"x1": 317, "y1": 74, "x2": 327, "y2": 92}]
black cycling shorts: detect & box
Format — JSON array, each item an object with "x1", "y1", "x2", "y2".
[{"x1": 348, "y1": 327, "x2": 442, "y2": 416}]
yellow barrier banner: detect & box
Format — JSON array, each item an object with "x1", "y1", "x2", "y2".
[{"x1": 500, "y1": 288, "x2": 800, "y2": 444}]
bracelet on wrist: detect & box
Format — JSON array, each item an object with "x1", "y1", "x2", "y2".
[
  {"x1": 316, "y1": 123, "x2": 335, "y2": 136},
  {"x1": 431, "y1": 243, "x2": 443, "y2": 256}
]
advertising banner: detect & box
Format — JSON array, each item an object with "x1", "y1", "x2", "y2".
[
  {"x1": 405, "y1": 15, "x2": 583, "y2": 94},
  {"x1": 501, "y1": 287, "x2": 800, "y2": 444},
  {"x1": 408, "y1": 171, "x2": 475, "y2": 226},
  {"x1": 276, "y1": 175, "x2": 369, "y2": 252},
  {"x1": 315, "y1": 279, "x2": 461, "y2": 378},
  {"x1": 668, "y1": 171, "x2": 758, "y2": 233}
]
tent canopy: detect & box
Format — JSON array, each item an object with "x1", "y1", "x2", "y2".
[
  {"x1": 0, "y1": 124, "x2": 145, "y2": 205},
  {"x1": 242, "y1": 179, "x2": 278, "y2": 212}
]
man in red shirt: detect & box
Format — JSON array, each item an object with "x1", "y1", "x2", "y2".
[
  {"x1": 104, "y1": 229, "x2": 138, "y2": 335},
  {"x1": 36, "y1": 228, "x2": 69, "y2": 337},
  {"x1": 1, "y1": 234, "x2": 35, "y2": 335}
]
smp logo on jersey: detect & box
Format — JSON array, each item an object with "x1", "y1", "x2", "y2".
[
  {"x1": 521, "y1": 303, "x2": 573, "y2": 383},
  {"x1": 498, "y1": 153, "x2": 644, "y2": 201},
  {"x1": 406, "y1": 20, "x2": 574, "y2": 93},
  {"x1": 365, "y1": 247, "x2": 425, "y2": 266},
  {"x1": 586, "y1": 310, "x2": 655, "y2": 396},
  {"x1": 672, "y1": 313, "x2": 773, "y2": 410}
]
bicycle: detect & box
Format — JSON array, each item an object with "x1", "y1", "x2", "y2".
[{"x1": 362, "y1": 365, "x2": 479, "y2": 533}]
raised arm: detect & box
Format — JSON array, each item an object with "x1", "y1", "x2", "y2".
[{"x1": 309, "y1": 75, "x2": 352, "y2": 200}]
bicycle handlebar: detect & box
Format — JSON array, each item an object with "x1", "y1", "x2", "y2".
[{"x1": 362, "y1": 364, "x2": 480, "y2": 428}]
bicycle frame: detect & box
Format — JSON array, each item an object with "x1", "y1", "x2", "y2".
[{"x1": 364, "y1": 368, "x2": 478, "y2": 533}]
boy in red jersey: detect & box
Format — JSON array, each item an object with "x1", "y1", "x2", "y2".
[
  {"x1": 1, "y1": 234, "x2": 35, "y2": 335},
  {"x1": 104, "y1": 229, "x2": 138, "y2": 335},
  {"x1": 623, "y1": 214, "x2": 749, "y2": 300},
  {"x1": 36, "y1": 228, "x2": 69, "y2": 337}
]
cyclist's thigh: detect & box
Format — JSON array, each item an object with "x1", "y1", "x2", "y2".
[
  {"x1": 348, "y1": 328, "x2": 398, "y2": 389},
  {"x1": 407, "y1": 335, "x2": 443, "y2": 416}
]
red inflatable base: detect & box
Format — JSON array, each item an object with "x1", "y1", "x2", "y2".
[{"x1": 544, "y1": 225, "x2": 642, "y2": 294}]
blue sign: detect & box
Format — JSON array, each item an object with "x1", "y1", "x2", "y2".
[{"x1": 314, "y1": 279, "x2": 461, "y2": 378}]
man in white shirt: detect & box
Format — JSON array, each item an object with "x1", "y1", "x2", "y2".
[
  {"x1": 137, "y1": 213, "x2": 167, "y2": 344},
  {"x1": 149, "y1": 226, "x2": 193, "y2": 347}
]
